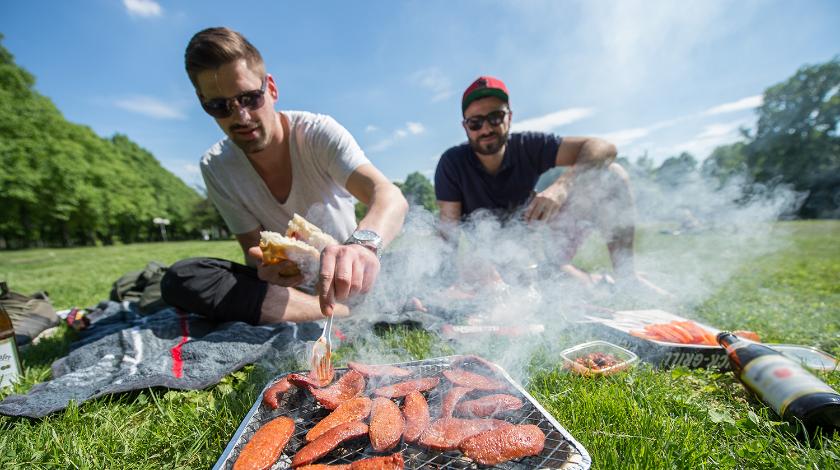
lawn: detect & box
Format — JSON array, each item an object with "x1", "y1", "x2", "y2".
[{"x1": 1, "y1": 221, "x2": 839, "y2": 469}]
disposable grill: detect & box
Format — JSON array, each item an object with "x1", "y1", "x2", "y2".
[{"x1": 214, "y1": 356, "x2": 591, "y2": 469}]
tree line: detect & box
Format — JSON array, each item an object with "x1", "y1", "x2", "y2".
[{"x1": 1, "y1": 33, "x2": 837, "y2": 249}]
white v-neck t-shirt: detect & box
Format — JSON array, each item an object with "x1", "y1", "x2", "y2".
[{"x1": 200, "y1": 110, "x2": 370, "y2": 242}]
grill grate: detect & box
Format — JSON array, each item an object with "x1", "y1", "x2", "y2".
[{"x1": 214, "y1": 356, "x2": 590, "y2": 469}]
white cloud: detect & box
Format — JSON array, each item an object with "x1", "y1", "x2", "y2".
[
  {"x1": 406, "y1": 122, "x2": 425, "y2": 135},
  {"x1": 365, "y1": 125, "x2": 379, "y2": 133},
  {"x1": 368, "y1": 121, "x2": 427, "y2": 153},
  {"x1": 123, "y1": 0, "x2": 162, "y2": 17},
  {"x1": 183, "y1": 164, "x2": 200, "y2": 175},
  {"x1": 598, "y1": 127, "x2": 652, "y2": 147},
  {"x1": 511, "y1": 107, "x2": 595, "y2": 133},
  {"x1": 114, "y1": 96, "x2": 186, "y2": 120},
  {"x1": 703, "y1": 95, "x2": 763, "y2": 116},
  {"x1": 411, "y1": 67, "x2": 454, "y2": 102},
  {"x1": 664, "y1": 118, "x2": 752, "y2": 159}
]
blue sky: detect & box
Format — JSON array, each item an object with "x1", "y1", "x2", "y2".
[{"x1": 1, "y1": 1, "x2": 838, "y2": 189}]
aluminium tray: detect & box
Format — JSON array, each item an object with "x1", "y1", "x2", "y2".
[{"x1": 214, "y1": 355, "x2": 591, "y2": 469}]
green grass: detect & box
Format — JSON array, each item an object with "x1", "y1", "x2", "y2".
[{"x1": 1, "y1": 221, "x2": 839, "y2": 469}]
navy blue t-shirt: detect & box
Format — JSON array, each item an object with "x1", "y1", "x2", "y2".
[{"x1": 434, "y1": 132, "x2": 562, "y2": 218}]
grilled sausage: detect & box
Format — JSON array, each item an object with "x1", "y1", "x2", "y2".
[
  {"x1": 401, "y1": 390, "x2": 430, "y2": 443},
  {"x1": 373, "y1": 377, "x2": 440, "y2": 398},
  {"x1": 454, "y1": 394, "x2": 523, "y2": 417},
  {"x1": 440, "y1": 386, "x2": 472, "y2": 418},
  {"x1": 442, "y1": 368, "x2": 506, "y2": 391},
  {"x1": 306, "y1": 396, "x2": 372, "y2": 442},
  {"x1": 288, "y1": 369, "x2": 334, "y2": 389},
  {"x1": 291, "y1": 421, "x2": 369, "y2": 467},
  {"x1": 369, "y1": 397, "x2": 404, "y2": 452},
  {"x1": 459, "y1": 424, "x2": 545, "y2": 465},
  {"x1": 347, "y1": 361, "x2": 411, "y2": 378},
  {"x1": 262, "y1": 377, "x2": 292, "y2": 410},
  {"x1": 233, "y1": 416, "x2": 295, "y2": 470},
  {"x1": 417, "y1": 418, "x2": 512, "y2": 451},
  {"x1": 349, "y1": 452, "x2": 404, "y2": 469},
  {"x1": 310, "y1": 370, "x2": 366, "y2": 410},
  {"x1": 296, "y1": 465, "x2": 350, "y2": 470}
]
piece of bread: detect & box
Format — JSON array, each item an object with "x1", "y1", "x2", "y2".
[
  {"x1": 259, "y1": 231, "x2": 320, "y2": 277},
  {"x1": 258, "y1": 215, "x2": 340, "y2": 284},
  {"x1": 286, "y1": 214, "x2": 340, "y2": 252}
]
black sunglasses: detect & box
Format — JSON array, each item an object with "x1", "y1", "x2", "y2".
[
  {"x1": 200, "y1": 77, "x2": 268, "y2": 118},
  {"x1": 463, "y1": 109, "x2": 509, "y2": 131}
]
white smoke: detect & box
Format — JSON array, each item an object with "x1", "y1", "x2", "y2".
[{"x1": 344, "y1": 168, "x2": 803, "y2": 381}]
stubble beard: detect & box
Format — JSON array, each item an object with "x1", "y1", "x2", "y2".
[{"x1": 469, "y1": 129, "x2": 508, "y2": 156}]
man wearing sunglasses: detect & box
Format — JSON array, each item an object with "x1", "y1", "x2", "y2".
[
  {"x1": 434, "y1": 76, "x2": 669, "y2": 296},
  {"x1": 161, "y1": 27, "x2": 408, "y2": 325}
]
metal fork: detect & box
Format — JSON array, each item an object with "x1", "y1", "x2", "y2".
[{"x1": 309, "y1": 313, "x2": 333, "y2": 383}]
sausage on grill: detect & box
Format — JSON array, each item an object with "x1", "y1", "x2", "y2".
[
  {"x1": 455, "y1": 394, "x2": 523, "y2": 417},
  {"x1": 417, "y1": 418, "x2": 512, "y2": 451},
  {"x1": 310, "y1": 370, "x2": 366, "y2": 410},
  {"x1": 373, "y1": 377, "x2": 440, "y2": 398},
  {"x1": 296, "y1": 465, "x2": 350, "y2": 470},
  {"x1": 262, "y1": 377, "x2": 292, "y2": 410},
  {"x1": 440, "y1": 386, "x2": 472, "y2": 418},
  {"x1": 369, "y1": 397, "x2": 404, "y2": 452},
  {"x1": 349, "y1": 452, "x2": 404, "y2": 469},
  {"x1": 459, "y1": 424, "x2": 545, "y2": 465},
  {"x1": 288, "y1": 369, "x2": 334, "y2": 389},
  {"x1": 347, "y1": 361, "x2": 411, "y2": 378},
  {"x1": 306, "y1": 396, "x2": 372, "y2": 442},
  {"x1": 291, "y1": 421, "x2": 369, "y2": 467},
  {"x1": 401, "y1": 390, "x2": 430, "y2": 443},
  {"x1": 442, "y1": 368, "x2": 506, "y2": 391},
  {"x1": 233, "y1": 416, "x2": 295, "y2": 470}
]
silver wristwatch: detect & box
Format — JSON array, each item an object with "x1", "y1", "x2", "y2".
[{"x1": 344, "y1": 229, "x2": 383, "y2": 258}]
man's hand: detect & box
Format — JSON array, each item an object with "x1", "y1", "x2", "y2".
[
  {"x1": 247, "y1": 246, "x2": 304, "y2": 287},
  {"x1": 317, "y1": 244, "x2": 380, "y2": 317},
  {"x1": 524, "y1": 183, "x2": 569, "y2": 222}
]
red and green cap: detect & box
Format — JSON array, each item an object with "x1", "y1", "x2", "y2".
[{"x1": 462, "y1": 76, "x2": 509, "y2": 113}]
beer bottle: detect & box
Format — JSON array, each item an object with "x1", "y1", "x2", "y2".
[
  {"x1": 717, "y1": 332, "x2": 840, "y2": 435},
  {"x1": 0, "y1": 301, "x2": 23, "y2": 389}
]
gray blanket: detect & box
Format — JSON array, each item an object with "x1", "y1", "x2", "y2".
[{"x1": 0, "y1": 305, "x2": 321, "y2": 418}]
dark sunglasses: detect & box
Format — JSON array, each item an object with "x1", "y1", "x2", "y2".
[
  {"x1": 200, "y1": 77, "x2": 268, "y2": 118},
  {"x1": 463, "y1": 109, "x2": 509, "y2": 131}
]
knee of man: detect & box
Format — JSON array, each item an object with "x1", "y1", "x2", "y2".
[
  {"x1": 160, "y1": 258, "x2": 201, "y2": 302},
  {"x1": 606, "y1": 162, "x2": 631, "y2": 184}
]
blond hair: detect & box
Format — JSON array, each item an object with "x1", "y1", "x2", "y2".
[{"x1": 184, "y1": 27, "x2": 265, "y2": 88}]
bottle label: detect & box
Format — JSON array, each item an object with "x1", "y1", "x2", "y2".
[
  {"x1": 741, "y1": 354, "x2": 835, "y2": 416},
  {"x1": 0, "y1": 337, "x2": 22, "y2": 388}
]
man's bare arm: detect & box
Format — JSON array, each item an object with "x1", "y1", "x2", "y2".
[
  {"x1": 554, "y1": 136, "x2": 617, "y2": 168},
  {"x1": 317, "y1": 163, "x2": 408, "y2": 315},
  {"x1": 345, "y1": 163, "x2": 409, "y2": 246},
  {"x1": 524, "y1": 137, "x2": 617, "y2": 221},
  {"x1": 436, "y1": 200, "x2": 462, "y2": 242},
  {"x1": 235, "y1": 230, "x2": 261, "y2": 268}
]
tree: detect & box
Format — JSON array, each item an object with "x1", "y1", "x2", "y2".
[
  {"x1": 654, "y1": 152, "x2": 698, "y2": 188},
  {"x1": 396, "y1": 172, "x2": 437, "y2": 213},
  {"x1": 744, "y1": 57, "x2": 840, "y2": 217}
]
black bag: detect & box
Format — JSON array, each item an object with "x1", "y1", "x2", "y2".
[
  {"x1": 0, "y1": 281, "x2": 59, "y2": 346},
  {"x1": 109, "y1": 261, "x2": 169, "y2": 314}
]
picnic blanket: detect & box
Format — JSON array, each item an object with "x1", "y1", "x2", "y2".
[{"x1": 0, "y1": 303, "x2": 322, "y2": 418}]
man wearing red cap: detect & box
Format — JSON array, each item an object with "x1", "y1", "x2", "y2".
[{"x1": 435, "y1": 76, "x2": 669, "y2": 295}]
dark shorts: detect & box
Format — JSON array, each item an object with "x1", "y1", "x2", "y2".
[{"x1": 160, "y1": 257, "x2": 267, "y2": 325}]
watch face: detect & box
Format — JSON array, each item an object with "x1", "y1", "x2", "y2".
[{"x1": 353, "y1": 230, "x2": 378, "y2": 242}]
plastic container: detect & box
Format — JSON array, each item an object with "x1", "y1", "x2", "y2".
[
  {"x1": 561, "y1": 340, "x2": 639, "y2": 376},
  {"x1": 767, "y1": 344, "x2": 839, "y2": 372}
]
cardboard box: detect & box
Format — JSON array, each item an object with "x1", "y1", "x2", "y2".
[{"x1": 577, "y1": 309, "x2": 731, "y2": 370}]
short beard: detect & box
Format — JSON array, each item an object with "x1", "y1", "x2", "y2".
[{"x1": 469, "y1": 129, "x2": 508, "y2": 156}]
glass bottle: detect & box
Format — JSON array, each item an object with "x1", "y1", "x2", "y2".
[
  {"x1": 718, "y1": 332, "x2": 840, "y2": 435},
  {"x1": 0, "y1": 301, "x2": 23, "y2": 389}
]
